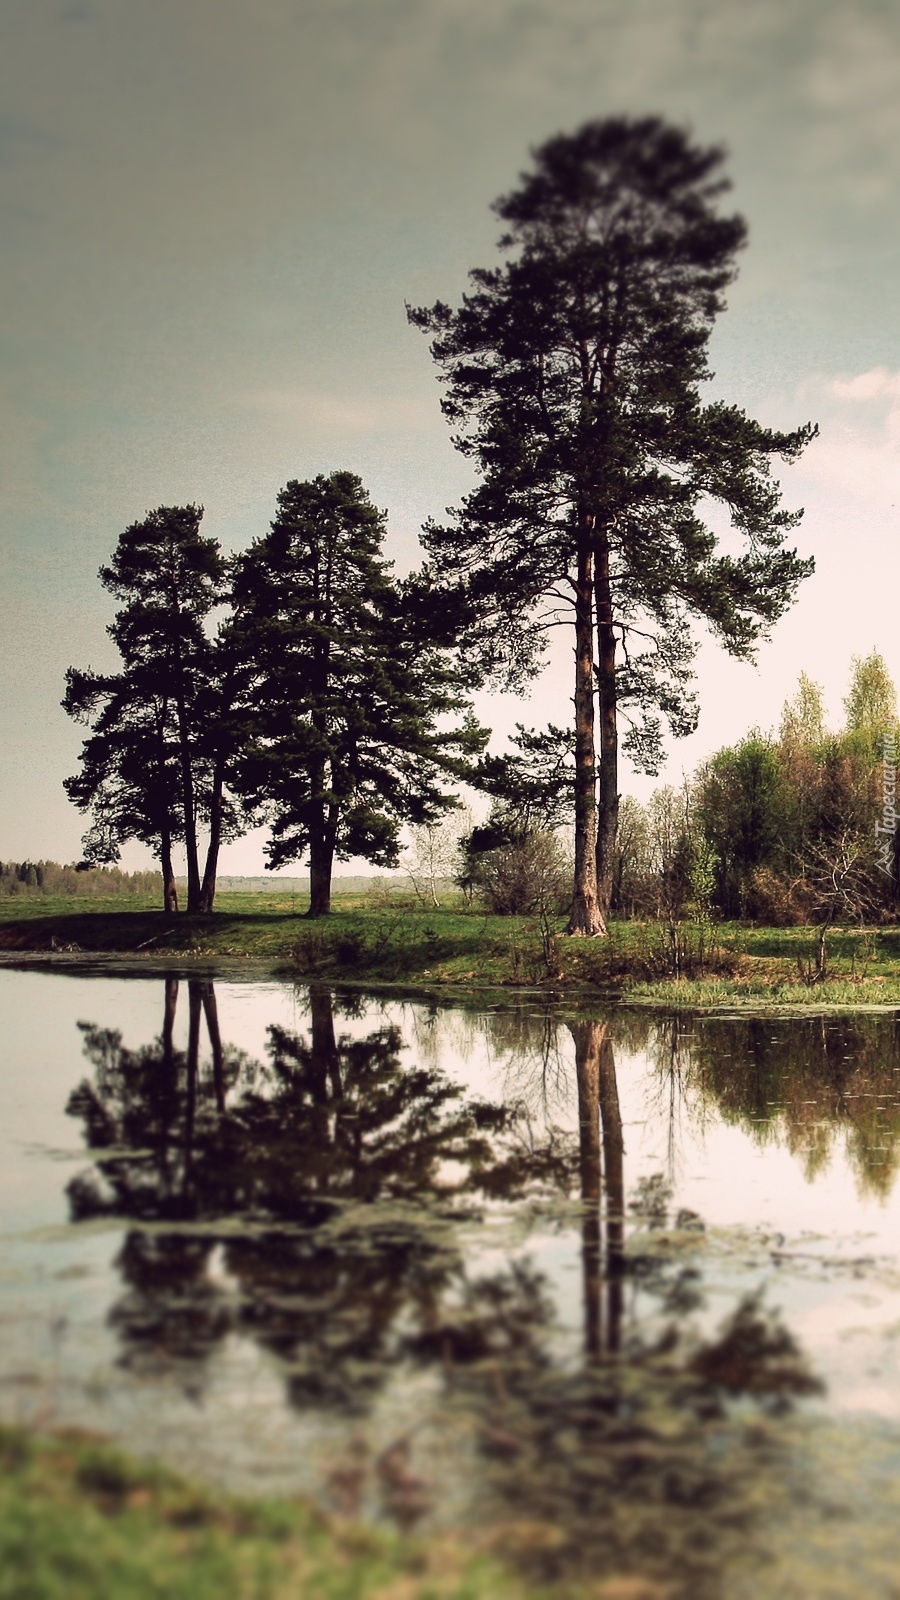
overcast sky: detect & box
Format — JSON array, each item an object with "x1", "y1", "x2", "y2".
[{"x1": 4, "y1": 0, "x2": 900, "y2": 873}]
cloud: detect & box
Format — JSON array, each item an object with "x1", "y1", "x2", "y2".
[
  {"x1": 789, "y1": 370, "x2": 900, "y2": 508},
  {"x1": 798, "y1": 434, "x2": 900, "y2": 507},
  {"x1": 831, "y1": 368, "x2": 900, "y2": 401}
]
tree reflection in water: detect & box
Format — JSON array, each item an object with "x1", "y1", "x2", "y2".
[
  {"x1": 448, "y1": 1017, "x2": 820, "y2": 1595},
  {"x1": 66, "y1": 984, "x2": 824, "y2": 1596},
  {"x1": 631, "y1": 1009, "x2": 900, "y2": 1200},
  {"x1": 571, "y1": 1019, "x2": 625, "y2": 1360},
  {"x1": 67, "y1": 981, "x2": 567, "y2": 1408}
]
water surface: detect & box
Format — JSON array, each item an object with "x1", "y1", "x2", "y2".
[{"x1": 4, "y1": 966, "x2": 900, "y2": 1594}]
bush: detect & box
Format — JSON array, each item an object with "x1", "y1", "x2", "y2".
[
  {"x1": 477, "y1": 831, "x2": 570, "y2": 916},
  {"x1": 744, "y1": 866, "x2": 812, "y2": 926}
]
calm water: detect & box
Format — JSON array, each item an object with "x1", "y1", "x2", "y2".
[{"x1": 5, "y1": 965, "x2": 900, "y2": 1594}]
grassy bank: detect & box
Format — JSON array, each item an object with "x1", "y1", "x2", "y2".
[
  {"x1": 3, "y1": 891, "x2": 900, "y2": 1006},
  {"x1": 0, "y1": 1426, "x2": 534, "y2": 1600}
]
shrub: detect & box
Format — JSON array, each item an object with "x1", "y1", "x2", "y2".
[
  {"x1": 744, "y1": 866, "x2": 812, "y2": 926},
  {"x1": 477, "y1": 831, "x2": 570, "y2": 916}
]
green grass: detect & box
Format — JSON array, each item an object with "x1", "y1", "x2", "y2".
[
  {"x1": 0, "y1": 891, "x2": 546, "y2": 983},
  {"x1": 4, "y1": 891, "x2": 900, "y2": 1008},
  {"x1": 0, "y1": 1427, "x2": 540, "y2": 1600},
  {"x1": 623, "y1": 974, "x2": 900, "y2": 1009}
]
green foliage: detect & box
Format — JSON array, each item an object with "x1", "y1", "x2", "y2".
[
  {"x1": 473, "y1": 830, "x2": 571, "y2": 917},
  {"x1": 410, "y1": 117, "x2": 813, "y2": 682},
  {"x1": 474, "y1": 724, "x2": 574, "y2": 833},
  {"x1": 0, "y1": 1426, "x2": 520, "y2": 1600},
  {"x1": 610, "y1": 794, "x2": 652, "y2": 916},
  {"x1": 767, "y1": 659, "x2": 900, "y2": 942},
  {"x1": 230, "y1": 472, "x2": 484, "y2": 913},
  {"x1": 692, "y1": 658, "x2": 900, "y2": 922},
  {"x1": 844, "y1": 650, "x2": 898, "y2": 737},
  {"x1": 779, "y1": 671, "x2": 826, "y2": 748},
  {"x1": 696, "y1": 734, "x2": 785, "y2": 917}
]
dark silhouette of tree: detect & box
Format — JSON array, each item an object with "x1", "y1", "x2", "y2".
[
  {"x1": 229, "y1": 472, "x2": 485, "y2": 916},
  {"x1": 63, "y1": 506, "x2": 245, "y2": 911},
  {"x1": 65, "y1": 982, "x2": 557, "y2": 1411},
  {"x1": 63, "y1": 662, "x2": 185, "y2": 913},
  {"x1": 410, "y1": 117, "x2": 815, "y2": 934}
]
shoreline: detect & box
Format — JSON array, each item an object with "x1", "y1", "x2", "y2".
[
  {"x1": 3, "y1": 898, "x2": 900, "y2": 1012},
  {"x1": 4, "y1": 945, "x2": 900, "y2": 1017}
]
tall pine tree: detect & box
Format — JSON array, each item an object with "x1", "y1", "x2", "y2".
[
  {"x1": 410, "y1": 117, "x2": 815, "y2": 933},
  {"x1": 64, "y1": 506, "x2": 238, "y2": 912},
  {"x1": 230, "y1": 472, "x2": 484, "y2": 916}
]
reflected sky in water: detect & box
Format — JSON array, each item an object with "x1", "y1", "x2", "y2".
[{"x1": 5, "y1": 967, "x2": 900, "y2": 1592}]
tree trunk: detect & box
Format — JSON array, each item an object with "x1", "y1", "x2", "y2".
[
  {"x1": 156, "y1": 701, "x2": 179, "y2": 912},
  {"x1": 169, "y1": 624, "x2": 201, "y2": 912},
  {"x1": 162, "y1": 974, "x2": 179, "y2": 1078},
  {"x1": 594, "y1": 539, "x2": 619, "y2": 924},
  {"x1": 571, "y1": 1020, "x2": 602, "y2": 1361},
  {"x1": 305, "y1": 543, "x2": 338, "y2": 921},
  {"x1": 568, "y1": 539, "x2": 606, "y2": 935},
  {"x1": 199, "y1": 980, "x2": 225, "y2": 1113},
  {"x1": 598, "y1": 1025, "x2": 624, "y2": 1355},
  {"x1": 306, "y1": 987, "x2": 341, "y2": 1161},
  {"x1": 158, "y1": 975, "x2": 180, "y2": 1167},
  {"x1": 160, "y1": 827, "x2": 178, "y2": 913},
  {"x1": 184, "y1": 980, "x2": 202, "y2": 1182},
  {"x1": 198, "y1": 760, "x2": 224, "y2": 913},
  {"x1": 175, "y1": 679, "x2": 202, "y2": 912},
  {"x1": 310, "y1": 985, "x2": 343, "y2": 1099},
  {"x1": 307, "y1": 809, "x2": 337, "y2": 917},
  {"x1": 572, "y1": 1019, "x2": 625, "y2": 1360}
]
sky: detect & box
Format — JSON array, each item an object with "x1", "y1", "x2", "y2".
[{"x1": 4, "y1": 0, "x2": 900, "y2": 874}]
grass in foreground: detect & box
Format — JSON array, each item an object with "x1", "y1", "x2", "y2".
[
  {"x1": 0, "y1": 1426, "x2": 537, "y2": 1600},
  {"x1": 4, "y1": 892, "x2": 900, "y2": 1007}
]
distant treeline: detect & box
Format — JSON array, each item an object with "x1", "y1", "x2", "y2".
[
  {"x1": 215, "y1": 875, "x2": 407, "y2": 895},
  {"x1": 0, "y1": 861, "x2": 160, "y2": 898},
  {"x1": 0, "y1": 865, "x2": 413, "y2": 901}
]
